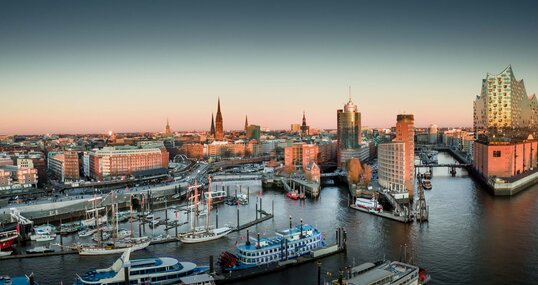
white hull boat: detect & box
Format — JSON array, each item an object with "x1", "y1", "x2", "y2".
[
  {"x1": 79, "y1": 228, "x2": 97, "y2": 238},
  {"x1": 179, "y1": 227, "x2": 232, "y2": 244},
  {"x1": 79, "y1": 240, "x2": 150, "y2": 256}
]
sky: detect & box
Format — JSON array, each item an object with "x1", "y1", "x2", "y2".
[{"x1": 1, "y1": 0, "x2": 538, "y2": 135}]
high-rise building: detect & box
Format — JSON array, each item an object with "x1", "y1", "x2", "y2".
[
  {"x1": 215, "y1": 98, "x2": 224, "y2": 141},
  {"x1": 472, "y1": 66, "x2": 538, "y2": 187},
  {"x1": 378, "y1": 142, "x2": 406, "y2": 192},
  {"x1": 473, "y1": 65, "x2": 538, "y2": 138},
  {"x1": 428, "y1": 124, "x2": 438, "y2": 144},
  {"x1": 337, "y1": 93, "x2": 361, "y2": 167},
  {"x1": 395, "y1": 114, "x2": 415, "y2": 192}
]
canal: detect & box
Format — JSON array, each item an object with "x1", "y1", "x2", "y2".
[{"x1": 1, "y1": 152, "x2": 537, "y2": 284}]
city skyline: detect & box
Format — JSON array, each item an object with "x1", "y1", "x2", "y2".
[{"x1": 2, "y1": 0, "x2": 538, "y2": 134}]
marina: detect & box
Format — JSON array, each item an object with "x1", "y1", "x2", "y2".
[{"x1": 1, "y1": 153, "x2": 537, "y2": 284}]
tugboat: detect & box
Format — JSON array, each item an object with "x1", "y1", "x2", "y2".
[
  {"x1": 219, "y1": 219, "x2": 325, "y2": 271},
  {"x1": 74, "y1": 249, "x2": 208, "y2": 284}
]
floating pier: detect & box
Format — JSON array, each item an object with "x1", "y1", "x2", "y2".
[{"x1": 349, "y1": 204, "x2": 412, "y2": 223}]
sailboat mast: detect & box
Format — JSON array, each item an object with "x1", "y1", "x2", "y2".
[
  {"x1": 206, "y1": 176, "x2": 211, "y2": 230},
  {"x1": 95, "y1": 194, "x2": 101, "y2": 246},
  {"x1": 129, "y1": 194, "x2": 133, "y2": 238},
  {"x1": 193, "y1": 180, "x2": 198, "y2": 233},
  {"x1": 111, "y1": 190, "x2": 116, "y2": 243}
]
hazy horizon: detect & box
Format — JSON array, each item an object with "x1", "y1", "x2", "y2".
[{"x1": 2, "y1": 0, "x2": 538, "y2": 135}]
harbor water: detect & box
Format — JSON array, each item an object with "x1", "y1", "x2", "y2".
[{"x1": 1, "y1": 152, "x2": 537, "y2": 284}]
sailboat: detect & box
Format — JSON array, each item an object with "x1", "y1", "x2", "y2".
[
  {"x1": 178, "y1": 178, "x2": 232, "y2": 244},
  {"x1": 78, "y1": 191, "x2": 150, "y2": 256}
]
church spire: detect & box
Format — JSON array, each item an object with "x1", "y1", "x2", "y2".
[
  {"x1": 164, "y1": 118, "x2": 172, "y2": 136},
  {"x1": 301, "y1": 111, "x2": 309, "y2": 137},
  {"x1": 244, "y1": 115, "x2": 249, "y2": 133},
  {"x1": 215, "y1": 97, "x2": 224, "y2": 141},
  {"x1": 210, "y1": 113, "x2": 215, "y2": 136}
]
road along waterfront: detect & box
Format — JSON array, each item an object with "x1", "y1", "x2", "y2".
[{"x1": 1, "y1": 153, "x2": 537, "y2": 284}]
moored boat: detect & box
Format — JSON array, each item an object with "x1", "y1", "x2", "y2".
[
  {"x1": 74, "y1": 249, "x2": 209, "y2": 284},
  {"x1": 178, "y1": 178, "x2": 231, "y2": 244},
  {"x1": 78, "y1": 239, "x2": 150, "y2": 256},
  {"x1": 286, "y1": 191, "x2": 299, "y2": 200},
  {"x1": 219, "y1": 221, "x2": 325, "y2": 271},
  {"x1": 78, "y1": 228, "x2": 97, "y2": 238},
  {"x1": 204, "y1": 190, "x2": 227, "y2": 203},
  {"x1": 60, "y1": 222, "x2": 82, "y2": 236},
  {"x1": 331, "y1": 259, "x2": 430, "y2": 285},
  {"x1": 355, "y1": 197, "x2": 383, "y2": 212},
  {"x1": 0, "y1": 274, "x2": 38, "y2": 285},
  {"x1": 26, "y1": 246, "x2": 54, "y2": 254},
  {"x1": 422, "y1": 179, "x2": 432, "y2": 190},
  {"x1": 0, "y1": 223, "x2": 19, "y2": 251}
]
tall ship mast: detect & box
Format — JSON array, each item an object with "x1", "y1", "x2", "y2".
[{"x1": 178, "y1": 176, "x2": 232, "y2": 244}]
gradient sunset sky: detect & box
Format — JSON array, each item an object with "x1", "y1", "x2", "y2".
[{"x1": 1, "y1": 0, "x2": 538, "y2": 134}]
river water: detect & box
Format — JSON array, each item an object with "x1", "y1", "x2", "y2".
[{"x1": 2, "y1": 152, "x2": 537, "y2": 284}]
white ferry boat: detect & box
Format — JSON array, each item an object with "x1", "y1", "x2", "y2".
[
  {"x1": 333, "y1": 260, "x2": 431, "y2": 285},
  {"x1": 355, "y1": 197, "x2": 383, "y2": 212},
  {"x1": 219, "y1": 223, "x2": 325, "y2": 271},
  {"x1": 74, "y1": 249, "x2": 209, "y2": 284}
]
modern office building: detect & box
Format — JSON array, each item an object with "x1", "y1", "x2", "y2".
[
  {"x1": 337, "y1": 95, "x2": 361, "y2": 168},
  {"x1": 378, "y1": 142, "x2": 406, "y2": 192},
  {"x1": 428, "y1": 124, "x2": 438, "y2": 144},
  {"x1": 395, "y1": 114, "x2": 415, "y2": 192},
  {"x1": 472, "y1": 66, "x2": 538, "y2": 187},
  {"x1": 473, "y1": 65, "x2": 538, "y2": 138}
]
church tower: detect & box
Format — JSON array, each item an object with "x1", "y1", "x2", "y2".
[{"x1": 215, "y1": 97, "x2": 224, "y2": 141}]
